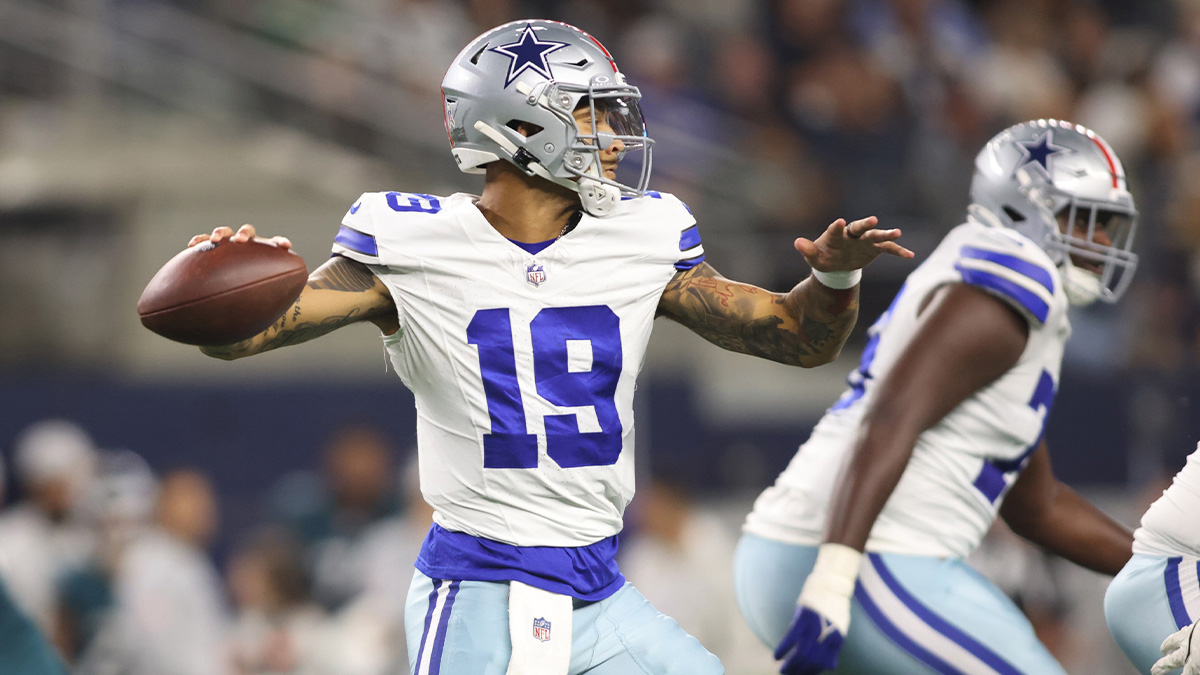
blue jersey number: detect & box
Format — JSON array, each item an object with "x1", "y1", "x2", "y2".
[
  {"x1": 467, "y1": 306, "x2": 624, "y2": 470},
  {"x1": 973, "y1": 369, "x2": 1056, "y2": 503},
  {"x1": 831, "y1": 284, "x2": 907, "y2": 412},
  {"x1": 385, "y1": 192, "x2": 441, "y2": 214}
]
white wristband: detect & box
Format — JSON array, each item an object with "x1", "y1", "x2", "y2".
[
  {"x1": 811, "y1": 268, "x2": 862, "y2": 290},
  {"x1": 797, "y1": 543, "x2": 863, "y2": 633}
]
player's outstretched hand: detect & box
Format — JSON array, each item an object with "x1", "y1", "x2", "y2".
[
  {"x1": 775, "y1": 605, "x2": 845, "y2": 675},
  {"x1": 795, "y1": 216, "x2": 914, "y2": 273},
  {"x1": 1153, "y1": 622, "x2": 1200, "y2": 675},
  {"x1": 187, "y1": 224, "x2": 292, "y2": 250}
]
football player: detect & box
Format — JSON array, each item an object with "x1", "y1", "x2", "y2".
[
  {"x1": 735, "y1": 120, "x2": 1139, "y2": 675},
  {"x1": 1106, "y1": 442, "x2": 1200, "y2": 675},
  {"x1": 183, "y1": 19, "x2": 912, "y2": 675}
]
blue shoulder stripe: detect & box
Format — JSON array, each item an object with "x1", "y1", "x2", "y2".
[
  {"x1": 335, "y1": 225, "x2": 379, "y2": 257},
  {"x1": 955, "y1": 264, "x2": 1050, "y2": 323},
  {"x1": 675, "y1": 253, "x2": 705, "y2": 271},
  {"x1": 959, "y1": 246, "x2": 1054, "y2": 293},
  {"x1": 679, "y1": 225, "x2": 701, "y2": 251}
]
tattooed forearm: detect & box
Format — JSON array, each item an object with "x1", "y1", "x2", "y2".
[
  {"x1": 658, "y1": 263, "x2": 859, "y2": 367},
  {"x1": 200, "y1": 306, "x2": 369, "y2": 360},
  {"x1": 199, "y1": 257, "x2": 395, "y2": 361},
  {"x1": 307, "y1": 256, "x2": 378, "y2": 292}
]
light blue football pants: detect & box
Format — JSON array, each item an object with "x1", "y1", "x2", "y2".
[
  {"x1": 1105, "y1": 553, "x2": 1200, "y2": 674},
  {"x1": 0, "y1": 578, "x2": 67, "y2": 675},
  {"x1": 404, "y1": 569, "x2": 723, "y2": 675},
  {"x1": 734, "y1": 533, "x2": 1065, "y2": 675}
]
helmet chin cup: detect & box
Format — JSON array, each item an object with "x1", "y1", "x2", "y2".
[
  {"x1": 1061, "y1": 260, "x2": 1103, "y2": 307},
  {"x1": 577, "y1": 164, "x2": 618, "y2": 217}
]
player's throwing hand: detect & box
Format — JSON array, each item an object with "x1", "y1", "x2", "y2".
[{"x1": 188, "y1": 224, "x2": 292, "y2": 250}]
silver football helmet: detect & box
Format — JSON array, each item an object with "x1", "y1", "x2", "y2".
[
  {"x1": 441, "y1": 20, "x2": 653, "y2": 217},
  {"x1": 969, "y1": 119, "x2": 1138, "y2": 306}
]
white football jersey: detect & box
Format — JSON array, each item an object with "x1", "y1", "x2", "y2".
[
  {"x1": 745, "y1": 217, "x2": 1071, "y2": 559},
  {"x1": 332, "y1": 190, "x2": 701, "y2": 548},
  {"x1": 1134, "y1": 443, "x2": 1200, "y2": 558}
]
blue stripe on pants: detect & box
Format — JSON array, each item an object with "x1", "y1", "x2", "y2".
[
  {"x1": 1165, "y1": 557, "x2": 1192, "y2": 629},
  {"x1": 868, "y1": 555, "x2": 1023, "y2": 675}
]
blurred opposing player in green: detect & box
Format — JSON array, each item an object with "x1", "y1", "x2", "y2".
[{"x1": 0, "y1": 453, "x2": 69, "y2": 675}]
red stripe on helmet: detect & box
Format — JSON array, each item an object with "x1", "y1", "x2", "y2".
[
  {"x1": 585, "y1": 34, "x2": 618, "y2": 72},
  {"x1": 1087, "y1": 133, "x2": 1120, "y2": 188}
]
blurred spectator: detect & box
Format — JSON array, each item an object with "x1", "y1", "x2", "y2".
[
  {"x1": 966, "y1": 0, "x2": 1073, "y2": 122},
  {"x1": 115, "y1": 469, "x2": 230, "y2": 675},
  {"x1": 269, "y1": 423, "x2": 399, "y2": 612},
  {"x1": 350, "y1": 450, "x2": 434, "y2": 672},
  {"x1": 620, "y1": 478, "x2": 775, "y2": 674},
  {"x1": 60, "y1": 449, "x2": 158, "y2": 671},
  {"x1": 227, "y1": 531, "x2": 338, "y2": 675},
  {"x1": 0, "y1": 419, "x2": 98, "y2": 640}
]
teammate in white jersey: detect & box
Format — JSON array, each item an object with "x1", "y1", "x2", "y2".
[
  {"x1": 1107, "y1": 442, "x2": 1200, "y2": 675},
  {"x1": 181, "y1": 19, "x2": 911, "y2": 675},
  {"x1": 736, "y1": 119, "x2": 1140, "y2": 675}
]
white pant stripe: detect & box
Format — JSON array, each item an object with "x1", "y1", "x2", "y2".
[
  {"x1": 1179, "y1": 557, "x2": 1200, "y2": 623},
  {"x1": 418, "y1": 580, "x2": 452, "y2": 675},
  {"x1": 859, "y1": 561, "x2": 997, "y2": 674}
]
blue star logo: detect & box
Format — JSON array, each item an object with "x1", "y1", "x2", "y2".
[
  {"x1": 1016, "y1": 130, "x2": 1069, "y2": 175},
  {"x1": 490, "y1": 24, "x2": 570, "y2": 88}
]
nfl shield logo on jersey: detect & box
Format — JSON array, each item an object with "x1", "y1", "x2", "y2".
[
  {"x1": 526, "y1": 262, "x2": 547, "y2": 287},
  {"x1": 532, "y1": 617, "x2": 551, "y2": 642}
]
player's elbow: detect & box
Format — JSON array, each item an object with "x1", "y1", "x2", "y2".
[
  {"x1": 198, "y1": 344, "x2": 248, "y2": 361},
  {"x1": 797, "y1": 347, "x2": 842, "y2": 368}
]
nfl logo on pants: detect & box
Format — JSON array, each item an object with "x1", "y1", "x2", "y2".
[{"x1": 532, "y1": 617, "x2": 552, "y2": 642}]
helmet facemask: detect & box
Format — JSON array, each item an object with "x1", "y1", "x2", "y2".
[
  {"x1": 1029, "y1": 186, "x2": 1139, "y2": 307},
  {"x1": 527, "y1": 78, "x2": 654, "y2": 215}
]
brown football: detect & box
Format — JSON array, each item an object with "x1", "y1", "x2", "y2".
[{"x1": 137, "y1": 239, "x2": 308, "y2": 346}]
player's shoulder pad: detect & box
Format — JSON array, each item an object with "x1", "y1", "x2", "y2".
[
  {"x1": 332, "y1": 192, "x2": 386, "y2": 265},
  {"x1": 331, "y1": 191, "x2": 448, "y2": 265},
  {"x1": 621, "y1": 190, "x2": 704, "y2": 271},
  {"x1": 951, "y1": 226, "x2": 1058, "y2": 326}
]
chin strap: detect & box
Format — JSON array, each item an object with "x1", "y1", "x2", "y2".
[{"x1": 473, "y1": 121, "x2": 619, "y2": 217}]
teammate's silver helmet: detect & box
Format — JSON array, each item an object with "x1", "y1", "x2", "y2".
[
  {"x1": 970, "y1": 119, "x2": 1138, "y2": 306},
  {"x1": 441, "y1": 20, "x2": 653, "y2": 217}
]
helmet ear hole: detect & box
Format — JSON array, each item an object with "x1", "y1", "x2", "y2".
[
  {"x1": 506, "y1": 120, "x2": 544, "y2": 137},
  {"x1": 1002, "y1": 206, "x2": 1026, "y2": 223}
]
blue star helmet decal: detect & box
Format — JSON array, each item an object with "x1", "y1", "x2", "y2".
[
  {"x1": 489, "y1": 24, "x2": 570, "y2": 88},
  {"x1": 1016, "y1": 130, "x2": 1070, "y2": 175}
]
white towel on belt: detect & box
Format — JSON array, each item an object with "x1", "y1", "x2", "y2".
[{"x1": 506, "y1": 580, "x2": 573, "y2": 675}]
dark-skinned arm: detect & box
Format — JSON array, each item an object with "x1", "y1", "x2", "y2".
[
  {"x1": 657, "y1": 215, "x2": 913, "y2": 368},
  {"x1": 825, "y1": 283, "x2": 1028, "y2": 549},
  {"x1": 1000, "y1": 440, "x2": 1133, "y2": 575}
]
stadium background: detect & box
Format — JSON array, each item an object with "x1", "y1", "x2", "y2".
[{"x1": 1, "y1": 0, "x2": 1200, "y2": 672}]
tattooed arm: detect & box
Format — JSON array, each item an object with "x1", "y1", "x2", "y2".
[
  {"x1": 658, "y1": 262, "x2": 858, "y2": 367},
  {"x1": 188, "y1": 225, "x2": 396, "y2": 361},
  {"x1": 657, "y1": 216, "x2": 912, "y2": 367}
]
